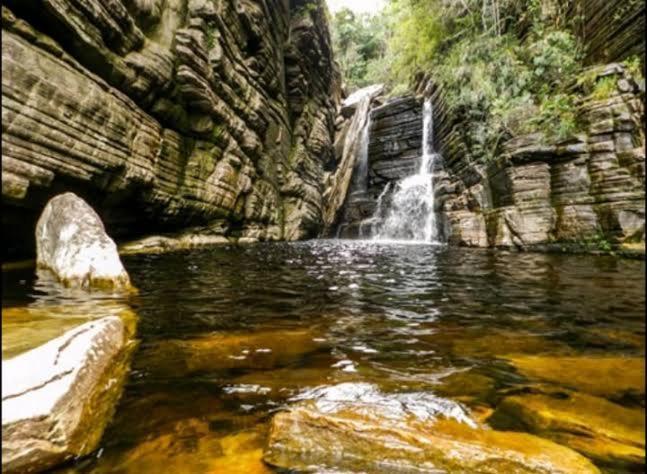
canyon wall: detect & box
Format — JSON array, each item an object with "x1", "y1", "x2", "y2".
[
  {"x1": 334, "y1": 63, "x2": 644, "y2": 251},
  {"x1": 1, "y1": 0, "x2": 340, "y2": 257},
  {"x1": 569, "y1": 0, "x2": 645, "y2": 65},
  {"x1": 427, "y1": 63, "x2": 644, "y2": 250}
]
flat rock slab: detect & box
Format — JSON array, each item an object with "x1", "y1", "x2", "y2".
[
  {"x1": 489, "y1": 387, "x2": 645, "y2": 469},
  {"x1": 87, "y1": 419, "x2": 270, "y2": 474},
  {"x1": 136, "y1": 328, "x2": 328, "y2": 377},
  {"x1": 505, "y1": 355, "x2": 645, "y2": 400},
  {"x1": 119, "y1": 233, "x2": 231, "y2": 255},
  {"x1": 2, "y1": 316, "x2": 136, "y2": 473},
  {"x1": 263, "y1": 383, "x2": 600, "y2": 473},
  {"x1": 36, "y1": 193, "x2": 132, "y2": 291},
  {"x1": 1, "y1": 303, "x2": 137, "y2": 360}
]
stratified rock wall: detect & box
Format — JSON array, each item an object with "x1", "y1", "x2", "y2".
[
  {"x1": 335, "y1": 64, "x2": 644, "y2": 251},
  {"x1": 429, "y1": 63, "x2": 645, "y2": 250},
  {"x1": 569, "y1": 0, "x2": 645, "y2": 65},
  {"x1": 336, "y1": 95, "x2": 423, "y2": 238},
  {"x1": 1, "y1": 0, "x2": 340, "y2": 256}
]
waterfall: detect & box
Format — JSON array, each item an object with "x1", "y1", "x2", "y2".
[
  {"x1": 373, "y1": 98, "x2": 441, "y2": 243},
  {"x1": 325, "y1": 85, "x2": 382, "y2": 237},
  {"x1": 353, "y1": 114, "x2": 371, "y2": 193}
]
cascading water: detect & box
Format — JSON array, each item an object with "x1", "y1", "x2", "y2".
[
  {"x1": 353, "y1": 114, "x2": 371, "y2": 194},
  {"x1": 373, "y1": 99, "x2": 440, "y2": 243}
]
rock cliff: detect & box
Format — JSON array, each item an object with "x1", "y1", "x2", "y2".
[
  {"x1": 428, "y1": 63, "x2": 645, "y2": 250},
  {"x1": 1, "y1": 0, "x2": 340, "y2": 257},
  {"x1": 333, "y1": 63, "x2": 644, "y2": 251}
]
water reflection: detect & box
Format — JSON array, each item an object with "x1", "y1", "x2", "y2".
[{"x1": 3, "y1": 241, "x2": 644, "y2": 473}]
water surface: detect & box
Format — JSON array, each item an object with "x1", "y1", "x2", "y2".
[{"x1": 3, "y1": 241, "x2": 645, "y2": 473}]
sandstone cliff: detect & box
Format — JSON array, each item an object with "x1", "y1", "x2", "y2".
[
  {"x1": 427, "y1": 63, "x2": 645, "y2": 250},
  {"x1": 333, "y1": 63, "x2": 644, "y2": 251},
  {"x1": 2, "y1": 0, "x2": 340, "y2": 257}
]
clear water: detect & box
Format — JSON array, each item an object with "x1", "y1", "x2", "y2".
[
  {"x1": 374, "y1": 99, "x2": 441, "y2": 243},
  {"x1": 2, "y1": 241, "x2": 645, "y2": 473}
]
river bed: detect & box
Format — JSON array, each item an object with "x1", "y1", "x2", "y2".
[{"x1": 2, "y1": 240, "x2": 645, "y2": 473}]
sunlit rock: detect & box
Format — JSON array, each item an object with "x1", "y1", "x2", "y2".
[
  {"x1": 1, "y1": 307, "x2": 88, "y2": 360},
  {"x1": 489, "y1": 387, "x2": 645, "y2": 470},
  {"x1": 2, "y1": 316, "x2": 137, "y2": 473},
  {"x1": 137, "y1": 329, "x2": 328, "y2": 377},
  {"x1": 420, "y1": 326, "x2": 571, "y2": 358},
  {"x1": 433, "y1": 369, "x2": 496, "y2": 402},
  {"x1": 340, "y1": 84, "x2": 384, "y2": 118},
  {"x1": 1, "y1": 303, "x2": 136, "y2": 360},
  {"x1": 119, "y1": 233, "x2": 231, "y2": 256},
  {"x1": 88, "y1": 418, "x2": 270, "y2": 474},
  {"x1": 263, "y1": 382, "x2": 600, "y2": 473},
  {"x1": 505, "y1": 355, "x2": 645, "y2": 401},
  {"x1": 450, "y1": 330, "x2": 571, "y2": 357},
  {"x1": 35, "y1": 193, "x2": 132, "y2": 291}
]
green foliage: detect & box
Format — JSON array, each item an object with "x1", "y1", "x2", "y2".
[
  {"x1": 624, "y1": 55, "x2": 644, "y2": 80},
  {"x1": 379, "y1": 0, "x2": 585, "y2": 159},
  {"x1": 330, "y1": 8, "x2": 389, "y2": 91},
  {"x1": 532, "y1": 93, "x2": 579, "y2": 141},
  {"x1": 590, "y1": 76, "x2": 618, "y2": 101},
  {"x1": 580, "y1": 232, "x2": 613, "y2": 252}
]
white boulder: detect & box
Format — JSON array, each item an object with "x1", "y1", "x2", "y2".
[
  {"x1": 2, "y1": 316, "x2": 135, "y2": 473},
  {"x1": 35, "y1": 193, "x2": 132, "y2": 290}
]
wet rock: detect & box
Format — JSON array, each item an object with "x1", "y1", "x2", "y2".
[
  {"x1": 433, "y1": 369, "x2": 496, "y2": 402},
  {"x1": 137, "y1": 329, "x2": 327, "y2": 377},
  {"x1": 35, "y1": 193, "x2": 132, "y2": 290},
  {"x1": 335, "y1": 95, "x2": 422, "y2": 238},
  {"x1": 264, "y1": 382, "x2": 600, "y2": 473},
  {"x1": 489, "y1": 387, "x2": 645, "y2": 469},
  {"x1": 226, "y1": 363, "x2": 338, "y2": 402},
  {"x1": 505, "y1": 355, "x2": 645, "y2": 401},
  {"x1": 449, "y1": 330, "x2": 570, "y2": 358},
  {"x1": 2, "y1": 1, "x2": 340, "y2": 257},
  {"x1": 2, "y1": 316, "x2": 137, "y2": 473},
  {"x1": 1, "y1": 303, "x2": 136, "y2": 359},
  {"x1": 322, "y1": 86, "x2": 382, "y2": 235},
  {"x1": 1, "y1": 307, "x2": 87, "y2": 360},
  {"x1": 340, "y1": 84, "x2": 383, "y2": 118},
  {"x1": 90, "y1": 418, "x2": 270, "y2": 474},
  {"x1": 119, "y1": 233, "x2": 230, "y2": 255}
]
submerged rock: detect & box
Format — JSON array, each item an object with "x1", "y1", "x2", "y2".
[
  {"x1": 2, "y1": 316, "x2": 137, "y2": 473},
  {"x1": 89, "y1": 419, "x2": 270, "y2": 474},
  {"x1": 1, "y1": 303, "x2": 136, "y2": 360},
  {"x1": 489, "y1": 387, "x2": 645, "y2": 470},
  {"x1": 263, "y1": 382, "x2": 599, "y2": 473},
  {"x1": 35, "y1": 193, "x2": 132, "y2": 290},
  {"x1": 137, "y1": 329, "x2": 327, "y2": 377},
  {"x1": 505, "y1": 355, "x2": 645, "y2": 401},
  {"x1": 119, "y1": 233, "x2": 231, "y2": 255}
]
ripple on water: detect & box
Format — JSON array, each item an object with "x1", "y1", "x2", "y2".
[{"x1": 4, "y1": 240, "x2": 644, "y2": 473}]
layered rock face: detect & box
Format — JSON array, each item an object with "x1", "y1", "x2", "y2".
[
  {"x1": 321, "y1": 85, "x2": 383, "y2": 236},
  {"x1": 430, "y1": 63, "x2": 645, "y2": 250},
  {"x1": 335, "y1": 64, "x2": 644, "y2": 250},
  {"x1": 334, "y1": 95, "x2": 423, "y2": 238},
  {"x1": 1, "y1": 0, "x2": 340, "y2": 257},
  {"x1": 569, "y1": 0, "x2": 645, "y2": 65}
]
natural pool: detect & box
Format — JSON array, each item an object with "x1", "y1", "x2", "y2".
[{"x1": 2, "y1": 241, "x2": 645, "y2": 473}]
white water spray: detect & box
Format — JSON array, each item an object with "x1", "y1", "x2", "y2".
[{"x1": 373, "y1": 98, "x2": 440, "y2": 243}]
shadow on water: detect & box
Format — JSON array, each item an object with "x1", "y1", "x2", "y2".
[{"x1": 3, "y1": 240, "x2": 645, "y2": 473}]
